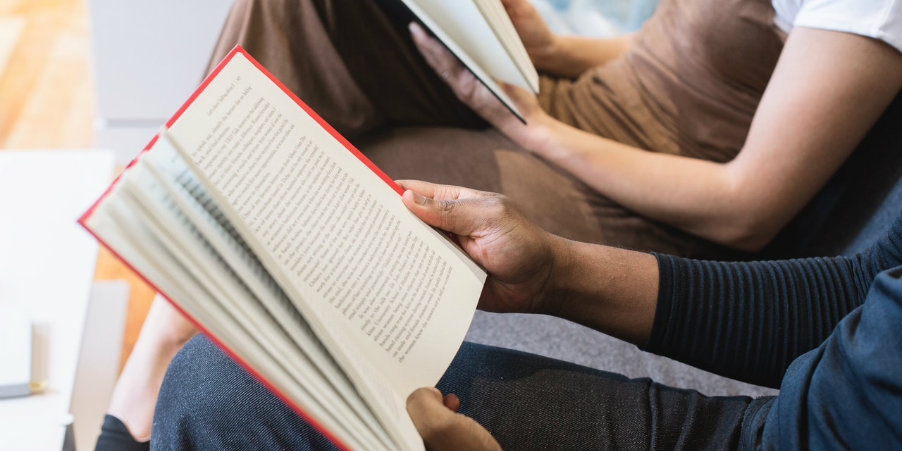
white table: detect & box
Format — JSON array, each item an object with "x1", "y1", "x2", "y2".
[{"x1": 0, "y1": 149, "x2": 116, "y2": 451}]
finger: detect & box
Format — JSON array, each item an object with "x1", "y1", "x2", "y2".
[
  {"x1": 409, "y1": 23, "x2": 449, "y2": 69},
  {"x1": 500, "y1": 0, "x2": 519, "y2": 14},
  {"x1": 409, "y1": 23, "x2": 468, "y2": 82},
  {"x1": 408, "y1": 388, "x2": 502, "y2": 451},
  {"x1": 409, "y1": 22, "x2": 445, "y2": 69},
  {"x1": 498, "y1": 80, "x2": 537, "y2": 105},
  {"x1": 406, "y1": 387, "x2": 452, "y2": 437},
  {"x1": 500, "y1": 0, "x2": 523, "y2": 18},
  {"x1": 402, "y1": 190, "x2": 496, "y2": 237},
  {"x1": 396, "y1": 179, "x2": 486, "y2": 202},
  {"x1": 443, "y1": 393, "x2": 460, "y2": 413},
  {"x1": 395, "y1": 179, "x2": 443, "y2": 199}
]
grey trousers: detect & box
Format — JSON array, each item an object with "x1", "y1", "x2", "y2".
[{"x1": 150, "y1": 335, "x2": 761, "y2": 450}]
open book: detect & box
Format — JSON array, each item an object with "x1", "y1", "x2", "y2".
[
  {"x1": 79, "y1": 46, "x2": 487, "y2": 451},
  {"x1": 401, "y1": 0, "x2": 540, "y2": 122}
]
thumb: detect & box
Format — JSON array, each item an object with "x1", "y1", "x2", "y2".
[
  {"x1": 406, "y1": 387, "x2": 450, "y2": 424},
  {"x1": 407, "y1": 388, "x2": 502, "y2": 451},
  {"x1": 406, "y1": 388, "x2": 457, "y2": 446},
  {"x1": 402, "y1": 190, "x2": 490, "y2": 236},
  {"x1": 499, "y1": 80, "x2": 535, "y2": 104}
]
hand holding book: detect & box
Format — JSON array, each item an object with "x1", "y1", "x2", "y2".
[
  {"x1": 499, "y1": 0, "x2": 559, "y2": 67},
  {"x1": 396, "y1": 179, "x2": 561, "y2": 451},
  {"x1": 395, "y1": 176, "x2": 657, "y2": 450},
  {"x1": 399, "y1": 178, "x2": 660, "y2": 347},
  {"x1": 81, "y1": 47, "x2": 488, "y2": 451},
  {"x1": 409, "y1": 23, "x2": 554, "y2": 152},
  {"x1": 397, "y1": 179, "x2": 560, "y2": 315}
]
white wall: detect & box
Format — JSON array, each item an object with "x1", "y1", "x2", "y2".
[{"x1": 89, "y1": 1, "x2": 232, "y2": 164}]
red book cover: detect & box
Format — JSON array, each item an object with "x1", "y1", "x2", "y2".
[{"x1": 78, "y1": 45, "x2": 411, "y2": 451}]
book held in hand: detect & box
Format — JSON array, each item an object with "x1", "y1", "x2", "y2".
[
  {"x1": 79, "y1": 46, "x2": 487, "y2": 451},
  {"x1": 401, "y1": 0, "x2": 540, "y2": 122}
]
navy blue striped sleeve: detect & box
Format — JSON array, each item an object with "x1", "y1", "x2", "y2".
[{"x1": 644, "y1": 215, "x2": 901, "y2": 388}]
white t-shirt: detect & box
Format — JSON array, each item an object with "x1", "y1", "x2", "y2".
[{"x1": 772, "y1": 0, "x2": 902, "y2": 52}]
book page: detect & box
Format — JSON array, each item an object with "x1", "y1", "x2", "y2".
[
  {"x1": 85, "y1": 186, "x2": 380, "y2": 450},
  {"x1": 165, "y1": 51, "x2": 486, "y2": 449},
  {"x1": 140, "y1": 138, "x2": 394, "y2": 449},
  {"x1": 86, "y1": 148, "x2": 393, "y2": 449},
  {"x1": 473, "y1": 0, "x2": 539, "y2": 92},
  {"x1": 399, "y1": 0, "x2": 529, "y2": 122},
  {"x1": 406, "y1": 0, "x2": 538, "y2": 93}
]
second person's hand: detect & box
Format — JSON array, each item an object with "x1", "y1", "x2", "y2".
[
  {"x1": 500, "y1": 0, "x2": 559, "y2": 68},
  {"x1": 408, "y1": 21, "x2": 556, "y2": 153}
]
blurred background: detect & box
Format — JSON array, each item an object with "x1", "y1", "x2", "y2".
[{"x1": 0, "y1": 1, "x2": 656, "y2": 450}]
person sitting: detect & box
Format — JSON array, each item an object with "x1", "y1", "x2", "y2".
[
  {"x1": 204, "y1": 0, "x2": 902, "y2": 259},
  {"x1": 99, "y1": 180, "x2": 900, "y2": 450}
]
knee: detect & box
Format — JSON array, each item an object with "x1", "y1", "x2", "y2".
[
  {"x1": 151, "y1": 335, "x2": 257, "y2": 448},
  {"x1": 151, "y1": 335, "x2": 336, "y2": 450},
  {"x1": 156, "y1": 333, "x2": 270, "y2": 416}
]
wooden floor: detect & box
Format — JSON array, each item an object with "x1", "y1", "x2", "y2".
[{"x1": 0, "y1": 0, "x2": 155, "y2": 369}]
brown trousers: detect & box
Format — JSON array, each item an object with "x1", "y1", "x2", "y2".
[{"x1": 207, "y1": 0, "x2": 784, "y2": 258}]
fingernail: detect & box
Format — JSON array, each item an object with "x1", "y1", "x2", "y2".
[
  {"x1": 409, "y1": 22, "x2": 422, "y2": 36},
  {"x1": 404, "y1": 190, "x2": 428, "y2": 206}
]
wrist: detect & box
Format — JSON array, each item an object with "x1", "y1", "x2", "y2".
[
  {"x1": 535, "y1": 234, "x2": 576, "y2": 317},
  {"x1": 529, "y1": 34, "x2": 562, "y2": 70},
  {"x1": 524, "y1": 117, "x2": 568, "y2": 160},
  {"x1": 531, "y1": 34, "x2": 576, "y2": 75}
]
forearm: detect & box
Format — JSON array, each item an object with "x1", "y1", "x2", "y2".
[
  {"x1": 533, "y1": 122, "x2": 769, "y2": 250},
  {"x1": 541, "y1": 202, "x2": 899, "y2": 389},
  {"x1": 647, "y1": 253, "x2": 883, "y2": 387},
  {"x1": 546, "y1": 236, "x2": 659, "y2": 346},
  {"x1": 655, "y1": 214, "x2": 899, "y2": 386},
  {"x1": 543, "y1": 218, "x2": 898, "y2": 387},
  {"x1": 534, "y1": 34, "x2": 633, "y2": 78},
  {"x1": 524, "y1": 31, "x2": 902, "y2": 252}
]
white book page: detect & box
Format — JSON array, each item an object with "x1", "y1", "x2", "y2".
[
  {"x1": 138, "y1": 139, "x2": 395, "y2": 449},
  {"x1": 405, "y1": 0, "x2": 538, "y2": 93},
  {"x1": 400, "y1": 0, "x2": 529, "y2": 121},
  {"x1": 166, "y1": 52, "x2": 486, "y2": 450},
  {"x1": 84, "y1": 184, "x2": 376, "y2": 449},
  {"x1": 473, "y1": 0, "x2": 539, "y2": 92}
]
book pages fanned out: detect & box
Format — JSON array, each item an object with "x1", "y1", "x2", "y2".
[{"x1": 79, "y1": 46, "x2": 486, "y2": 451}]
